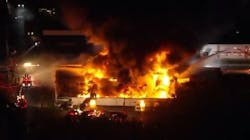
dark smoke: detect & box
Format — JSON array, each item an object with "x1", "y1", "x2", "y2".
[{"x1": 59, "y1": 0, "x2": 248, "y2": 73}]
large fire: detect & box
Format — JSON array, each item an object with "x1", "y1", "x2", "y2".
[
  {"x1": 58, "y1": 1, "x2": 190, "y2": 99},
  {"x1": 116, "y1": 50, "x2": 189, "y2": 99},
  {"x1": 57, "y1": 49, "x2": 189, "y2": 99}
]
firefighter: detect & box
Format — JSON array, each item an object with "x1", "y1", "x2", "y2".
[
  {"x1": 22, "y1": 73, "x2": 32, "y2": 87},
  {"x1": 16, "y1": 95, "x2": 27, "y2": 109},
  {"x1": 88, "y1": 81, "x2": 97, "y2": 98},
  {"x1": 169, "y1": 76, "x2": 179, "y2": 98}
]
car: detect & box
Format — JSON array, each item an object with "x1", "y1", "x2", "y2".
[
  {"x1": 22, "y1": 74, "x2": 32, "y2": 88},
  {"x1": 15, "y1": 95, "x2": 28, "y2": 110},
  {"x1": 79, "y1": 109, "x2": 108, "y2": 121},
  {"x1": 108, "y1": 112, "x2": 128, "y2": 123},
  {"x1": 65, "y1": 109, "x2": 81, "y2": 123}
]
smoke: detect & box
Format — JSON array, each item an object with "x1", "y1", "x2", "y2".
[
  {"x1": 59, "y1": 1, "x2": 247, "y2": 63},
  {"x1": 23, "y1": 53, "x2": 92, "y2": 87},
  {"x1": 35, "y1": 0, "x2": 247, "y2": 98},
  {"x1": 59, "y1": 2, "x2": 188, "y2": 74},
  {"x1": 57, "y1": 0, "x2": 249, "y2": 81},
  {"x1": 60, "y1": 2, "x2": 114, "y2": 56}
]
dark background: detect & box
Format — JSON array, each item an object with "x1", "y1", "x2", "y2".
[
  {"x1": 1, "y1": 1, "x2": 250, "y2": 140},
  {"x1": 1, "y1": 0, "x2": 250, "y2": 61}
]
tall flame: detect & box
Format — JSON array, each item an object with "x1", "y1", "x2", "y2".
[
  {"x1": 57, "y1": 49, "x2": 190, "y2": 99},
  {"x1": 59, "y1": 3, "x2": 189, "y2": 99},
  {"x1": 57, "y1": 50, "x2": 189, "y2": 99},
  {"x1": 117, "y1": 50, "x2": 183, "y2": 98}
]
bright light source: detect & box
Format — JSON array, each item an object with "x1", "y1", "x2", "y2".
[
  {"x1": 23, "y1": 62, "x2": 32, "y2": 67},
  {"x1": 76, "y1": 108, "x2": 83, "y2": 114},
  {"x1": 89, "y1": 99, "x2": 96, "y2": 108},
  {"x1": 109, "y1": 77, "x2": 118, "y2": 82},
  {"x1": 22, "y1": 62, "x2": 39, "y2": 67},
  {"x1": 204, "y1": 64, "x2": 211, "y2": 68},
  {"x1": 77, "y1": 94, "x2": 90, "y2": 98},
  {"x1": 96, "y1": 94, "x2": 100, "y2": 98},
  {"x1": 139, "y1": 100, "x2": 146, "y2": 111},
  {"x1": 27, "y1": 32, "x2": 35, "y2": 36},
  {"x1": 139, "y1": 100, "x2": 146, "y2": 108},
  {"x1": 34, "y1": 42, "x2": 39, "y2": 46},
  {"x1": 18, "y1": 4, "x2": 24, "y2": 8}
]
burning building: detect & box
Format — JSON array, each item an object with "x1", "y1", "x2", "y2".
[
  {"x1": 55, "y1": 48, "x2": 190, "y2": 100},
  {"x1": 54, "y1": 2, "x2": 191, "y2": 107}
]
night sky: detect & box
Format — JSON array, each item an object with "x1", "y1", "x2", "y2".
[
  {"x1": 1, "y1": 0, "x2": 250, "y2": 61},
  {"x1": 57, "y1": 0, "x2": 250, "y2": 65},
  {"x1": 51, "y1": 0, "x2": 250, "y2": 53},
  {"x1": 59, "y1": 0, "x2": 249, "y2": 45}
]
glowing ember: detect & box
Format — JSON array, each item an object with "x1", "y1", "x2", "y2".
[
  {"x1": 109, "y1": 77, "x2": 118, "y2": 82},
  {"x1": 99, "y1": 47, "x2": 109, "y2": 56},
  {"x1": 139, "y1": 100, "x2": 146, "y2": 111},
  {"x1": 77, "y1": 94, "x2": 90, "y2": 98},
  {"x1": 23, "y1": 62, "x2": 32, "y2": 67},
  {"x1": 177, "y1": 77, "x2": 190, "y2": 83},
  {"x1": 139, "y1": 100, "x2": 146, "y2": 108},
  {"x1": 77, "y1": 93, "x2": 100, "y2": 98},
  {"x1": 89, "y1": 99, "x2": 96, "y2": 108}
]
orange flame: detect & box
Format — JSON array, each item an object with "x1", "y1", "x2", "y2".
[
  {"x1": 59, "y1": 2, "x2": 190, "y2": 99},
  {"x1": 59, "y1": 50, "x2": 189, "y2": 99},
  {"x1": 116, "y1": 50, "x2": 187, "y2": 99}
]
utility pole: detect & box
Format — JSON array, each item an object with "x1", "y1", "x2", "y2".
[
  {"x1": 6, "y1": 0, "x2": 9, "y2": 58},
  {"x1": 5, "y1": 26, "x2": 9, "y2": 59},
  {"x1": 4, "y1": 0, "x2": 11, "y2": 84}
]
